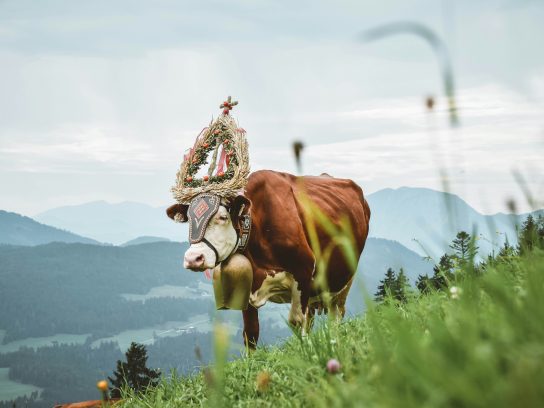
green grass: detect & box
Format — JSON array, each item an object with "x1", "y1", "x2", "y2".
[{"x1": 120, "y1": 249, "x2": 544, "y2": 407}]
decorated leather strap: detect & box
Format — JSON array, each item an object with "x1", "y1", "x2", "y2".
[
  {"x1": 187, "y1": 194, "x2": 220, "y2": 244},
  {"x1": 236, "y1": 214, "x2": 251, "y2": 253}
]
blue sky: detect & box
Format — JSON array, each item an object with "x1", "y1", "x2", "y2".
[{"x1": 0, "y1": 0, "x2": 543, "y2": 215}]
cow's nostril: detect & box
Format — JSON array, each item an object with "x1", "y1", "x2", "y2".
[{"x1": 195, "y1": 254, "x2": 204, "y2": 263}]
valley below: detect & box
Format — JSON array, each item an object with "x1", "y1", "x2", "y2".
[
  {"x1": 0, "y1": 189, "x2": 538, "y2": 407},
  {"x1": 0, "y1": 236, "x2": 430, "y2": 407}
]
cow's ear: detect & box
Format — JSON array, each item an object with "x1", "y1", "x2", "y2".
[
  {"x1": 166, "y1": 203, "x2": 189, "y2": 223},
  {"x1": 230, "y1": 195, "x2": 251, "y2": 226}
]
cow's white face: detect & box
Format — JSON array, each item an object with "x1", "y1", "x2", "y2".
[{"x1": 183, "y1": 205, "x2": 238, "y2": 271}]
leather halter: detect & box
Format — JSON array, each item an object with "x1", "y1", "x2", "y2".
[{"x1": 187, "y1": 194, "x2": 251, "y2": 267}]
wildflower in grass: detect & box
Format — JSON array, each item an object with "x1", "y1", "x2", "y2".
[
  {"x1": 326, "y1": 358, "x2": 341, "y2": 374},
  {"x1": 97, "y1": 380, "x2": 109, "y2": 402},
  {"x1": 97, "y1": 380, "x2": 108, "y2": 392},
  {"x1": 449, "y1": 286, "x2": 462, "y2": 299},
  {"x1": 256, "y1": 371, "x2": 271, "y2": 392}
]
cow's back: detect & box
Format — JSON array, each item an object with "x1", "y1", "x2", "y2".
[{"x1": 245, "y1": 170, "x2": 370, "y2": 294}]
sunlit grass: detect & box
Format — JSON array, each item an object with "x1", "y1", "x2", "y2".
[{"x1": 119, "y1": 246, "x2": 544, "y2": 407}]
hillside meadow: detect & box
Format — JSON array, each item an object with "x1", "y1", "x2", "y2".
[{"x1": 120, "y1": 239, "x2": 544, "y2": 407}]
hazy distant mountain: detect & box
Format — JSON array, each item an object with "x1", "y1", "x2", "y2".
[
  {"x1": 32, "y1": 187, "x2": 541, "y2": 257},
  {"x1": 347, "y1": 237, "x2": 432, "y2": 311},
  {"x1": 35, "y1": 201, "x2": 187, "y2": 245},
  {"x1": 366, "y1": 187, "x2": 542, "y2": 259},
  {"x1": 358, "y1": 237, "x2": 432, "y2": 289},
  {"x1": 122, "y1": 236, "x2": 171, "y2": 246},
  {"x1": 0, "y1": 210, "x2": 99, "y2": 246}
]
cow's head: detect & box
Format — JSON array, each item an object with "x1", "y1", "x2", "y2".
[{"x1": 166, "y1": 194, "x2": 251, "y2": 271}]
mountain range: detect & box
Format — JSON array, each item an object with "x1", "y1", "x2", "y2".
[
  {"x1": 34, "y1": 201, "x2": 187, "y2": 245},
  {"x1": 25, "y1": 187, "x2": 542, "y2": 258},
  {"x1": 0, "y1": 210, "x2": 98, "y2": 246},
  {"x1": 366, "y1": 187, "x2": 541, "y2": 258}
]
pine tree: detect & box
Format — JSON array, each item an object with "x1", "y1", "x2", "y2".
[
  {"x1": 431, "y1": 254, "x2": 454, "y2": 290},
  {"x1": 416, "y1": 274, "x2": 433, "y2": 294},
  {"x1": 517, "y1": 215, "x2": 544, "y2": 254},
  {"x1": 394, "y1": 268, "x2": 409, "y2": 302},
  {"x1": 417, "y1": 254, "x2": 455, "y2": 295},
  {"x1": 498, "y1": 240, "x2": 514, "y2": 257},
  {"x1": 538, "y1": 215, "x2": 544, "y2": 250},
  {"x1": 108, "y1": 342, "x2": 160, "y2": 398},
  {"x1": 450, "y1": 231, "x2": 478, "y2": 268},
  {"x1": 374, "y1": 268, "x2": 397, "y2": 302},
  {"x1": 495, "y1": 239, "x2": 517, "y2": 263}
]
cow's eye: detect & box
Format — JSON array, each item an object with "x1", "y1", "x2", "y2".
[{"x1": 218, "y1": 215, "x2": 229, "y2": 222}]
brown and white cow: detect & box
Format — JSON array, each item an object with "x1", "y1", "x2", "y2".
[{"x1": 166, "y1": 170, "x2": 371, "y2": 348}]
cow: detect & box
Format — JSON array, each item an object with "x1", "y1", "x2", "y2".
[{"x1": 166, "y1": 170, "x2": 371, "y2": 348}]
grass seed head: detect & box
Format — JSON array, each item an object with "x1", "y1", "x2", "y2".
[{"x1": 256, "y1": 371, "x2": 271, "y2": 392}]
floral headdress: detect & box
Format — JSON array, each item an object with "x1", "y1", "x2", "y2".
[{"x1": 171, "y1": 96, "x2": 250, "y2": 204}]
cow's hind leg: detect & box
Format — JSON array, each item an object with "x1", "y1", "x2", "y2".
[
  {"x1": 242, "y1": 305, "x2": 259, "y2": 350},
  {"x1": 329, "y1": 277, "x2": 354, "y2": 322},
  {"x1": 283, "y1": 245, "x2": 316, "y2": 335}
]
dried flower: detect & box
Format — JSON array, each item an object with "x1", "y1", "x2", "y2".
[
  {"x1": 194, "y1": 345, "x2": 203, "y2": 362},
  {"x1": 256, "y1": 371, "x2": 271, "y2": 392},
  {"x1": 326, "y1": 358, "x2": 341, "y2": 374},
  {"x1": 425, "y1": 95, "x2": 435, "y2": 111},
  {"x1": 203, "y1": 367, "x2": 214, "y2": 387}
]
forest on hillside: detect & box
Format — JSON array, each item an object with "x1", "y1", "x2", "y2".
[{"x1": 0, "y1": 242, "x2": 212, "y2": 342}]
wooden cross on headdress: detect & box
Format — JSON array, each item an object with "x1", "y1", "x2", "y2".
[{"x1": 220, "y1": 96, "x2": 238, "y2": 115}]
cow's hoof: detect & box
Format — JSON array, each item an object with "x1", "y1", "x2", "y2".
[{"x1": 288, "y1": 314, "x2": 304, "y2": 328}]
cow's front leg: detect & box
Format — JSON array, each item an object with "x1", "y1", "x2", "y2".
[
  {"x1": 242, "y1": 305, "x2": 259, "y2": 349},
  {"x1": 288, "y1": 282, "x2": 305, "y2": 328},
  {"x1": 299, "y1": 287, "x2": 312, "y2": 336},
  {"x1": 289, "y1": 278, "x2": 313, "y2": 336}
]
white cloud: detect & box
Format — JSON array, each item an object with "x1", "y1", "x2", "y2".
[
  {"x1": 1, "y1": 1, "x2": 543, "y2": 215},
  {"x1": 0, "y1": 125, "x2": 160, "y2": 174},
  {"x1": 297, "y1": 83, "x2": 544, "y2": 213}
]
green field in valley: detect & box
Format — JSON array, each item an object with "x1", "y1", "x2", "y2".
[
  {"x1": 0, "y1": 368, "x2": 42, "y2": 402},
  {"x1": 0, "y1": 331, "x2": 90, "y2": 355}
]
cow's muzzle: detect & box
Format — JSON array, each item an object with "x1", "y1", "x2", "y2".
[{"x1": 184, "y1": 253, "x2": 206, "y2": 271}]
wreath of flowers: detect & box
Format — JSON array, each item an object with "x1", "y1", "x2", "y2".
[{"x1": 171, "y1": 97, "x2": 250, "y2": 204}]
